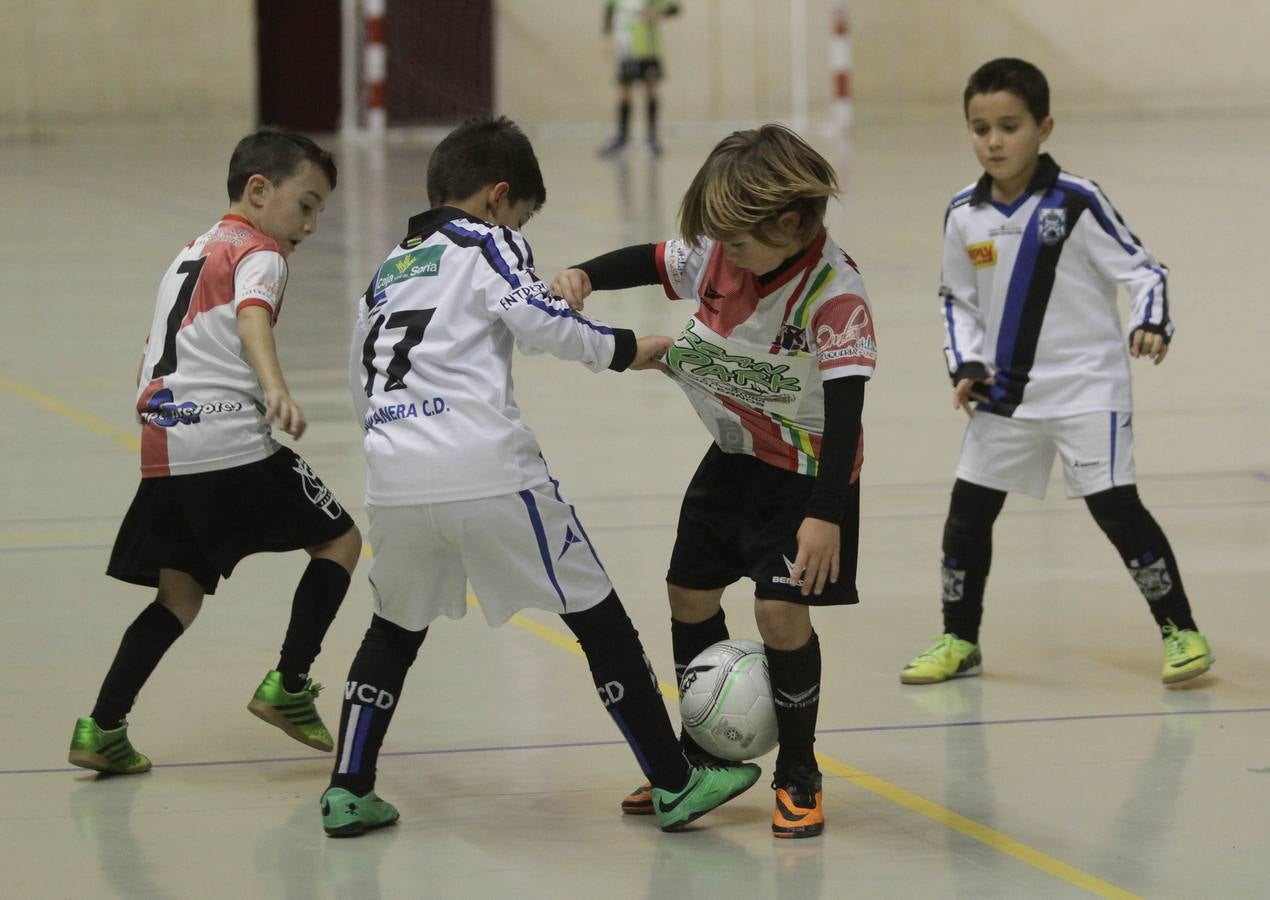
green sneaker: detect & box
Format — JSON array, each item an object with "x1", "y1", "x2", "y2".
[
  {"x1": 247, "y1": 671, "x2": 334, "y2": 751},
  {"x1": 321, "y1": 787, "x2": 399, "y2": 837},
  {"x1": 900, "y1": 633, "x2": 982, "y2": 684},
  {"x1": 1161, "y1": 623, "x2": 1214, "y2": 685},
  {"x1": 653, "y1": 763, "x2": 762, "y2": 832},
  {"x1": 68, "y1": 717, "x2": 151, "y2": 775}
]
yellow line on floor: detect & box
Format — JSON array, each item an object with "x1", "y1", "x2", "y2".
[
  {"x1": 11, "y1": 379, "x2": 1138, "y2": 898},
  {"x1": 0, "y1": 378, "x2": 140, "y2": 451},
  {"x1": 501, "y1": 604, "x2": 1140, "y2": 900}
]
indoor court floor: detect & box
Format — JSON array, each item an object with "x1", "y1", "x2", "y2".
[{"x1": 2, "y1": 108, "x2": 1267, "y2": 898}]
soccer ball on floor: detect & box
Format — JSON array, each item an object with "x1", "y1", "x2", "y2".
[{"x1": 679, "y1": 639, "x2": 778, "y2": 762}]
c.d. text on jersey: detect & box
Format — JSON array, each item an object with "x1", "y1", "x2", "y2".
[{"x1": 362, "y1": 397, "x2": 448, "y2": 430}]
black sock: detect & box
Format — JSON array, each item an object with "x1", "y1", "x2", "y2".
[
  {"x1": 647, "y1": 97, "x2": 659, "y2": 140},
  {"x1": 940, "y1": 480, "x2": 1006, "y2": 645},
  {"x1": 617, "y1": 100, "x2": 631, "y2": 142},
  {"x1": 564, "y1": 593, "x2": 688, "y2": 791},
  {"x1": 767, "y1": 632, "x2": 821, "y2": 775},
  {"x1": 278, "y1": 558, "x2": 350, "y2": 692},
  {"x1": 671, "y1": 609, "x2": 730, "y2": 759},
  {"x1": 328, "y1": 615, "x2": 426, "y2": 797},
  {"x1": 91, "y1": 601, "x2": 185, "y2": 729},
  {"x1": 1086, "y1": 486, "x2": 1197, "y2": 634}
]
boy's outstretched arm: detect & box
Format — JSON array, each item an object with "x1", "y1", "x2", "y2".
[
  {"x1": 238, "y1": 305, "x2": 306, "y2": 439},
  {"x1": 552, "y1": 243, "x2": 660, "y2": 311}
]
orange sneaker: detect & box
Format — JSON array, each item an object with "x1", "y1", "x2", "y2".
[
  {"x1": 621, "y1": 782, "x2": 654, "y2": 815},
  {"x1": 772, "y1": 766, "x2": 824, "y2": 838}
]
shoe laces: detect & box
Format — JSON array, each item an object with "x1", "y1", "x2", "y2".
[{"x1": 915, "y1": 633, "x2": 957, "y2": 661}]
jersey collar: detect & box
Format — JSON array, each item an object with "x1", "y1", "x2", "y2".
[
  {"x1": 969, "y1": 152, "x2": 1061, "y2": 208},
  {"x1": 754, "y1": 228, "x2": 827, "y2": 298},
  {"x1": 403, "y1": 206, "x2": 482, "y2": 246}
]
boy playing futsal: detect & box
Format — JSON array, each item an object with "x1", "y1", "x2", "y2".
[
  {"x1": 900, "y1": 58, "x2": 1213, "y2": 687},
  {"x1": 320, "y1": 116, "x2": 759, "y2": 837},
  {"x1": 69, "y1": 128, "x2": 362, "y2": 775},
  {"x1": 553, "y1": 124, "x2": 877, "y2": 838}
]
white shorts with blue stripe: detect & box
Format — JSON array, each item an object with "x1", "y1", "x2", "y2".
[
  {"x1": 365, "y1": 481, "x2": 613, "y2": 631},
  {"x1": 955, "y1": 410, "x2": 1137, "y2": 499}
]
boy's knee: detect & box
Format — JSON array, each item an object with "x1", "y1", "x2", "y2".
[
  {"x1": 754, "y1": 598, "x2": 811, "y2": 650},
  {"x1": 309, "y1": 524, "x2": 363, "y2": 572},
  {"x1": 667, "y1": 584, "x2": 723, "y2": 623},
  {"x1": 1084, "y1": 485, "x2": 1148, "y2": 536}
]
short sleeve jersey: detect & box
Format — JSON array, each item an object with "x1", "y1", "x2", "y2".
[
  {"x1": 136, "y1": 215, "x2": 288, "y2": 477},
  {"x1": 351, "y1": 208, "x2": 624, "y2": 507},
  {"x1": 655, "y1": 230, "x2": 877, "y2": 477}
]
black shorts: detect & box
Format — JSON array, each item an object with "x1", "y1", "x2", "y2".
[
  {"x1": 667, "y1": 444, "x2": 860, "y2": 606},
  {"x1": 618, "y1": 57, "x2": 663, "y2": 84},
  {"x1": 106, "y1": 446, "x2": 355, "y2": 595}
]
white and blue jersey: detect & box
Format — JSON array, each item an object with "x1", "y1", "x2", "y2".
[
  {"x1": 350, "y1": 207, "x2": 633, "y2": 506},
  {"x1": 940, "y1": 153, "x2": 1171, "y2": 418}
]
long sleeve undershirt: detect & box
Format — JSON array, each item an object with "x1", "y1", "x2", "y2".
[{"x1": 575, "y1": 244, "x2": 866, "y2": 523}]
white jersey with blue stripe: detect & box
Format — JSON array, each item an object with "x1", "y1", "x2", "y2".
[
  {"x1": 350, "y1": 207, "x2": 624, "y2": 506},
  {"x1": 940, "y1": 154, "x2": 1171, "y2": 418}
]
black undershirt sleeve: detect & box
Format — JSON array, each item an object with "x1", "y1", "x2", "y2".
[
  {"x1": 805, "y1": 375, "x2": 866, "y2": 523},
  {"x1": 574, "y1": 244, "x2": 661, "y2": 291}
]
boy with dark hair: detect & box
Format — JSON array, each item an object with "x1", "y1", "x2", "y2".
[
  {"x1": 68, "y1": 127, "x2": 362, "y2": 775},
  {"x1": 553, "y1": 123, "x2": 877, "y2": 838},
  {"x1": 320, "y1": 116, "x2": 759, "y2": 837},
  {"x1": 900, "y1": 58, "x2": 1213, "y2": 686}
]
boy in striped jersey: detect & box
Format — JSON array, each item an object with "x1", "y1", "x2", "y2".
[
  {"x1": 900, "y1": 58, "x2": 1213, "y2": 687},
  {"x1": 320, "y1": 117, "x2": 760, "y2": 837},
  {"x1": 553, "y1": 124, "x2": 876, "y2": 837}
]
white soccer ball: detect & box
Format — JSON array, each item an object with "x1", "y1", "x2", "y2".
[{"x1": 679, "y1": 639, "x2": 778, "y2": 762}]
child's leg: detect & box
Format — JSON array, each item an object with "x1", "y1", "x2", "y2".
[
  {"x1": 275, "y1": 524, "x2": 362, "y2": 691},
  {"x1": 644, "y1": 80, "x2": 659, "y2": 143},
  {"x1": 754, "y1": 599, "x2": 817, "y2": 774},
  {"x1": 562, "y1": 591, "x2": 689, "y2": 792},
  {"x1": 90, "y1": 568, "x2": 203, "y2": 729},
  {"x1": 940, "y1": 478, "x2": 1008, "y2": 643},
  {"x1": 327, "y1": 614, "x2": 427, "y2": 797},
  {"x1": 668, "y1": 584, "x2": 730, "y2": 761},
  {"x1": 1084, "y1": 486, "x2": 1197, "y2": 632}
]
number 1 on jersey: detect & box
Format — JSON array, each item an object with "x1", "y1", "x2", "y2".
[{"x1": 362, "y1": 308, "x2": 436, "y2": 396}]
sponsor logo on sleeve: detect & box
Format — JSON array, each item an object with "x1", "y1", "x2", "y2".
[
  {"x1": 375, "y1": 245, "x2": 445, "y2": 291},
  {"x1": 966, "y1": 241, "x2": 997, "y2": 268},
  {"x1": 815, "y1": 304, "x2": 877, "y2": 364},
  {"x1": 500, "y1": 282, "x2": 550, "y2": 310}
]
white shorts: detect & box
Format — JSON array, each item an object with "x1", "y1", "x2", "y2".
[
  {"x1": 955, "y1": 411, "x2": 1137, "y2": 499},
  {"x1": 366, "y1": 481, "x2": 614, "y2": 631}
]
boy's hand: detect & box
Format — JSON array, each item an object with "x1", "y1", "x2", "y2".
[
  {"x1": 953, "y1": 376, "x2": 994, "y2": 417},
  {"x1": 792, "y1": 517, "x2": 840, "y2": 597},
  {"x1": 265, "y1": 389, "x2": 307, "y2": 440},
  {"x1": 1130, "y1": 328, "x2": 1169, "y2": 365},
  {"x1": 550, "y1": 268, "x2": 592, "y2": 311},
  {"x1": 630, "y1": 335, "x2": 672, "y2": 372}
]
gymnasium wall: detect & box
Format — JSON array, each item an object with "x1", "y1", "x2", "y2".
[
  {"x1": 0, "y1": 0, "x2": 255, "y2": 133},
  {"x1": 3, "y1": 1, "x2": 1265, "y2": 133}
]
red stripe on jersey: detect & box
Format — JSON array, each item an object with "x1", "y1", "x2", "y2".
[
  {"x1": 138, "y1": 380, "x2": 170, "y2": 478},
  {"x1": 236, "y1": 298, "x2": 274, "y2": 317},
  {"x1": 697, "y1": 247, "x2": 759, "y2": 339},
  {"x1": 720, "y1": 395, "x2": 799, "y2": 472}
]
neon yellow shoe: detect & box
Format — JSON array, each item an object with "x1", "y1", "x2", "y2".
[
  {"x1": 900, "y1": 634, "x2": 982, "y2": 685},
  {"x1": 1161, "y1": 623, "x2": 1214, "y2": 685},
  {"x1": 68, "y1": 717, "x2": 151, "y2": 775},
  {"x1": 247, "y1": 671, "x2": 334, "y2": 751}
]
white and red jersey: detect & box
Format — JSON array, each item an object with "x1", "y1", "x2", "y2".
[
  {"x1": 136, "y1": 214, "x2": 288, "y2": 477},
  {"x1": 655, "y1": 230, "x2": 877, "y2": 477}
]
